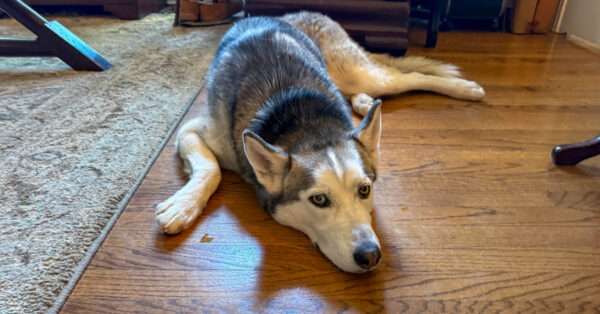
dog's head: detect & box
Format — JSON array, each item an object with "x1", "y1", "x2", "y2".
[{"x1": 242, "y1": 104, "x2": 382, "y2": 273}]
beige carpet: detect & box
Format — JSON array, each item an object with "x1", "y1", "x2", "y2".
[{"x1": 0, "y1": 13, "x2": 226, "y2": 313}]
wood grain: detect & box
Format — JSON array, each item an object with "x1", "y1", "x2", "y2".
[{"x1": 61, "y1": 32, "x2": 600, "y2": 313}]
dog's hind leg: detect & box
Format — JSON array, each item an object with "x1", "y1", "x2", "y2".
[
  {"x1": 339, "y1": 64, "x2": 485, "y2": 106},
  {"x1": 344, "y1": 67, "x2": 485, "y2": 116},
  {"x1": 155, "y1": 120, "x2": 222, "y2": 235}
]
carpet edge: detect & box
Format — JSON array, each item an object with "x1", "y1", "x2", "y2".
[{"x1": 47, "y1": 83, "x2": 205, "y2": 314}]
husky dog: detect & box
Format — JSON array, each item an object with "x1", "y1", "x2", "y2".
[{"x1": 155, "y1": 13, "x2": 484, "y2": 273}]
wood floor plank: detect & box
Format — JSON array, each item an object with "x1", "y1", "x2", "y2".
[
  {"x1": 61, "y1": 32, "x2": 600, "y2": 313},
  {"x1": 87, "y1": 244, "x2": 600, "y2": 273}
]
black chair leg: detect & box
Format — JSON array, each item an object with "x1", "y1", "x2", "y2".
[
  {"x1": 0, "y1": 0, "x2": 111, "y2": 71},
  {"x1": 552, "y1": 135, "x2": 600, "y2": 166},
  {"x1": 425, "y1": 0, "x2": 443, "y2": 48}
]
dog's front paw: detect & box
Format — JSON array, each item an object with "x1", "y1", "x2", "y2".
[
  {"x1": 155, "y1": 194, "x2": 202, "y2": 235},
  {"x1": 450, "y1": 79, "x2": 486, "y2": 100}
]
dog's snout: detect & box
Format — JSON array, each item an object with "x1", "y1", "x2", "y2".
[{"x1": 353, "y1": 242, "x2": 381, "y2": 270}]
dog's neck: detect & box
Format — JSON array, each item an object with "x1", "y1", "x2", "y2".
[{"x1": 248, "y1": 87, "x2": 353, "y2": 153}]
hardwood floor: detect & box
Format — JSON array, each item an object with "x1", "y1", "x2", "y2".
[{"x1": 61, "y1": 33, "x2": 600, "y2": 313}]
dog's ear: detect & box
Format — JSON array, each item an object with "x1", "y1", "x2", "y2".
[
  {"x1": 352, "y1": 102, "x2": 382, "y2": 165},
  {"x1": 243, "y1": 130, "x2": 289, "y2": 193}
]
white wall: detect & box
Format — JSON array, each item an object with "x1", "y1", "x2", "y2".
[{"x1": 559, "y1": 0, "x2": 600, "y2": 44}]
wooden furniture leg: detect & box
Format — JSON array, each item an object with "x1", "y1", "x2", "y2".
[
  {"x1": 0, "y1": 0, "x2": 111, "y2": 71},
  {"x1": 425, "y1": 0, "x2": 443, "y2": 48},
  {"x1": 104, "y1": 1, "x2": 166, "y2": 20},
  {"x1": 552, "y1": 135, "x2": 600, "y2": 166}
]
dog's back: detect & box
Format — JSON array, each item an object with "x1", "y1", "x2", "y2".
[{"x1": 205, "y1": 17, "x2": 352, "y2": 184}]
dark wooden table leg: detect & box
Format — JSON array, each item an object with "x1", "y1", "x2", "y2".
[
  {"x1": 0, "y1": 0, "x2": 111, "y2": 71},
  {"x1": 552, "y1": 135, "x2": 600, "y2": 166},
  {"x1": 425, "y1": 0, "x2": 443, "y2": 48}
]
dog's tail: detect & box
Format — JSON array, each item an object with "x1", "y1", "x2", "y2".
[{"x1": 368, "y1": 54, "x2": 462, "y2": 78}]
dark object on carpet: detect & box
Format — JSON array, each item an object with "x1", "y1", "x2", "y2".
[
  {"x1": 552, "y1": 135, "x2": 600, "y2": 166},
  {"x1": 0, "y1": 0, "x2": 111, "y2": 71},
  {"x1": 175, "y1": 0, "x2": 242, "y2": 26},
  {"x1": 23, "y1": 0, "x2": 166, "y2": 19}
]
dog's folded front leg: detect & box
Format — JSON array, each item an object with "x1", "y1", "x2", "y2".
[{"x1": 155, "y1": 130, "x2": 222, "y2": 235}]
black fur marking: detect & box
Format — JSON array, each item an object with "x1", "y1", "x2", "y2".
[{"x1": 249, "y1": 87, "x2": 353, "y2": 154}]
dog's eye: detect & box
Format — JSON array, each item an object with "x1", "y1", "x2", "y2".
[
  {"x1": 309, "y1": 193, "x2": 330, "y2": 208},
  {"x1": 358, "y1": 184, "x2": 371, "y2": 199}
]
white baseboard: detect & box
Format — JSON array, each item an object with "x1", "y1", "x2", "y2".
[{"x1": 566, "y1": 34, "x2": 600, "y2": 54}]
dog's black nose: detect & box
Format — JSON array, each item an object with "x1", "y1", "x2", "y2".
[{"x1": 353, "y1": 242, "x2": 381, "y2": 270}]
